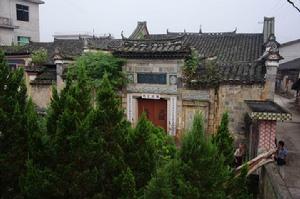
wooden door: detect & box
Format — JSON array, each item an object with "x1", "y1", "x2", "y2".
[{"x1": 138, "y1": 99, "x2": 167, "y2": 132}]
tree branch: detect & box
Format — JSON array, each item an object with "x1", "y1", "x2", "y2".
[{"x1": 287, "y1": 0, "x2": 300, "y2": 13}]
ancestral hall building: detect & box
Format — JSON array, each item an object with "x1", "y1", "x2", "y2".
[{"x1": 2, "y1": 17, "x2": 291, "y2": 147}]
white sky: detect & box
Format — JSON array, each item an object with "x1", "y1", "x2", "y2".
[{"x1": 39, "y1": 0, "x2": 300, "y2": 43}]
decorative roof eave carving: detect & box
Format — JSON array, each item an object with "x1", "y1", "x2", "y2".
[
  {"x1": 112, "y1": 36, "x2": 190, "y2": 59},
  {"x1": 113, "y1": 51, "x2": 190, "y2": 59},
  {"x1": 258, "y1": 34, "x2": 283, "y2": 62}
]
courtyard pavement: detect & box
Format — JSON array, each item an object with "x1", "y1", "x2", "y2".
[{"x1": 275, "y1": 94, "x2": 300, "y2": 199}]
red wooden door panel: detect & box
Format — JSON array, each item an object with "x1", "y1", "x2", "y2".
[{"x1": 138, "y1": 99, "x2": 167, "y2": 132}]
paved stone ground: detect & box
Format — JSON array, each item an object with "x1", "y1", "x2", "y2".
[{"x1": 275, "y1": 95, "x2": 300, "y2": 199}]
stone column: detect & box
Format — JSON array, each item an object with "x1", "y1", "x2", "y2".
[
  {"x1": 54, "y1": 60, "x2": 65, "y2": 93},
  {"x1": 262, "y1": 34, "x2": 282, "y2": 101},
  {"x1": 264, "y1": 60, "x2": 279, "y2": 101}
]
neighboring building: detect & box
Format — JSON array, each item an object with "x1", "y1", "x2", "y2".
[
  {"x1": 0, "y1": 0, "x2": 44, "y2": 46},
  {"x1": 1, "y1": 18, "x2": 292, "y2": 154},
  {"x1": 276, "y1": 39, "x2": 300, "y2": 96},
  {"x1": 53, "y1": 33, "x2": 95, "y2": 40}
]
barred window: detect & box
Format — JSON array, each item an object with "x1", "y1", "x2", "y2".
[
  {"x1": 16, "y1": 4, "x2": 29, "y2": 21},
  {"x1": 17, "y1": 36, "x2": 30, "y2": 45}
]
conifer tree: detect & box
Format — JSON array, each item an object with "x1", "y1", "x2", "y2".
[
  {"x1": 226, "y1": 165, "x2": 252, "y2": 199},
  {"x1": 178, "y1": 113, "x2": 230, "y2": 199},
  {"x1": 145, "y1": 113, "x2": 230, "y2": 199},
  {"x1": 85, "y1": 73, "x2": 136, "y2": 198},
  {"x1": 213, "y1": 112, "x2": 235, "y2": 167},
  {"x1": 0, "y1": 50, "x2": 38, "y2": 198},
  {"x1": 144, "y1": 159, "x2": 182, "y2": 199},
  {"x1": 125, "y1": 114, "x2": 176, "y2": 195},
  {"x1": 22, "y1": 66, "x2": 98, "y2": 198}
]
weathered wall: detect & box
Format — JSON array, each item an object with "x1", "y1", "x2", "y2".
[
  {"x1": 29, "y1": 85, "x2": 52, "y2": 108},
  {"x1": 179, "y1": 88, "x2": 215, "y2": 134},
  {"x1": 123, "y1": 59, "x2": 218, "y2": 136},
  {"x1": 217, "y1": 84, "x2": 265, "y2": 142},
  {"x1": 122, "y1": 58, "x2": 272, "y2": 140},
  {"x1": 260, "y1": 164, "x2": 292, "y2": 199},
  {"x1": 0, "y1": 28, "x2": 14, "y2": 46}
]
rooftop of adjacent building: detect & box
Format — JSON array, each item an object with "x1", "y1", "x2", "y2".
[
  {"x1": 280, "y1": 38, "x2": 300, "y2": 48},
  {"x1": 0, "y1": 17, "x2": 281, "y2": 86},
  {"x1": 279, "y1": 57, "x2": 300, "y2": 71},
  {"x1": 22, "y1": 0, "x2": 45, "y2": 4}
]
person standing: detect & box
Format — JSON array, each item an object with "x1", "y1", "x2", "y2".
[
  {"x1": 275, "y1": 140, "x2": 288, "y2": 166},
  {"x1": 234, "y1": 143, "x2": 246, "y2": 167}
]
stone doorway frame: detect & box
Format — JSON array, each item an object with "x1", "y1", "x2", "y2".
[{"x1": 126, "y1": 93, "x2": 177, "y2": 135}]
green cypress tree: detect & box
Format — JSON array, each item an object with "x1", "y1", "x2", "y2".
[
  {"x1": 85, "y1": 73, "x2": 136, "y2": 198},
  {"x1": 22, "y1": 66, "x2": 96, "y2": 198},
  {"x1": 144, "y1": 159, "x2": 183, "y2": 199},
  {"x1": 226, "y1": 165, "x2": 252, "y2": 199},
  {"x1": 0, "y1": 50, "x2": 39, "y2": 198},
  {"x1": 213, "y1": 112, "x2": 235, "y2": 167},
  {"x1": 125, "y1": 114, "x2": 176, "y2": 194},
  {"x1": 126, "y1": 115, "x2": 157, "y2": 192},
  {"x1": 145, "y1": 112, "x2": 230, "y2": 199},
  {"x1": 178, "y1": 113, "x2": 230, "y2": 199}
]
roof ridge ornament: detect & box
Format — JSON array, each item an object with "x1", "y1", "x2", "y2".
[
  {"x1": 233, "y1": 27, "x2": 237, "y2": 33},
  {"x1": 257, "y1": 34, "x2": 283, "y2": 62},
  {"x1": 121, "y1": 31, "x2": 127, "y2": 40}
]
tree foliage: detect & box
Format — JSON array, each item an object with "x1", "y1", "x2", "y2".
[
  {"x1": 125, "y1": 114, "x2": 176, "y2": 195},
  {"x1": 213, "y1": 112, "x2": 235, "y2": 167},
  {"x1": 145, "y1": 112, "x2": 253, "y2": 199},
  {"x1": 22, "y1": 68, "x2": 136, "y2": 198},
  {"x1": 145, "y1": 113, "x2": 230, "y2": 199},
  {"x1": 1, "y1": 50, "x2": 253, "y2": 198},
  {"x1": 22, "y1": 66, "x2": 97, "y2": 198},
  {"x1": 183, "y1": 50, "x2": 222, "y2": 89},
  {"x1": 226, "y1": 165, "x2": 253, "y2": 199},
  {"x1": 31, "y1": 48, "x2": 48, "y2": 66},
  {"x1": 0, "y1": 50, "x2": 39, "y2": 198},
  {"x1": 84, "y1": 73, "x2": 136, "y2": 198},
  {"x1": 73, "y1": 52, "x2": 126, "y2": 89}
]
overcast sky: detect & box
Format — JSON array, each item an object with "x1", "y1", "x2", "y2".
[{"x1": 39, "y1": 0, "x2": 300, "y2": 43}]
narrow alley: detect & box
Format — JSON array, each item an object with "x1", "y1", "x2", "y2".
[{"x1": 275, "y1": 95, "x2": 300, "y2": 198}]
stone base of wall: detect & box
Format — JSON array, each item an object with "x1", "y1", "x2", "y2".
[{"x1": 260, "y1": 163, "x2": 292, "y2": 199}]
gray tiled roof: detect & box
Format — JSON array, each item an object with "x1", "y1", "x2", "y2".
[
  {"x1": 245, "y1": 100, "x2": 289, "y2": 114},
  {"x1": 186, "y1": 61, "x2": 265, "y2": 85},
  {"x1": 112, "y1": 37, "x2": 190, "y2": 59},
  {"x1": 2, "y1": 39, "x2": 85, "y2": 63},
  {"x1": 245, "y1": 100, "x2": 291, "y2": 121},
  {"x1": 217, "y1": 62, "x2": 265, "y2": 84},
  {"x1": 86, "y1": 36, "x2": 116, "y2": 50},
  {"x1": 24, "y1": 0, "x2": 45, "y2": 4},
  {"x1": 279, "y1": 58, "x2": 300, "y2": 71},
  {"x1": 30, "y1": 65, "x2": 56, "y2": 85},
  {"x1": 129, "y1": 21, "x2": 149, "y2": 39},
  {"x1": 148, "y1": 32, "x2": 264, "y2": 63}
]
